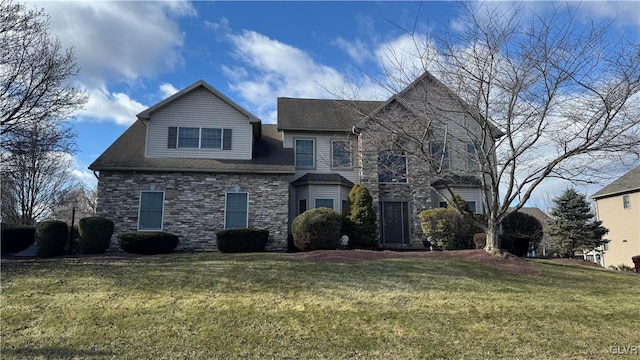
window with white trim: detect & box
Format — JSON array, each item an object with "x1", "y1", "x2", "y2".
[
  {"x1": 315, "y1": 199, "x2": 334, "y2": 209},
  {"x1": 623, "y1": 195, "x2": 631, "y2": 209},
  {"x1": 295, "y1": 139, "x2": 315, "y2": 168},
  {"x1": 378, "y1": 150, "x2": 407, "y2": 183},
  {"x1": 138, "y1": 191, "x2": 164, "y2": 231},
  {"x1": 430, "y1": 142, "x2": 449, "y2": 170},
  {"x1": 225, "y1": 192, "x2": 248, "y2": 229},
  {"x1": 169, "y1": 127, "x2": 232, "y2": 150},
  {"x1": 332, "y1": 140, "x2": 353, "y2": 168}
]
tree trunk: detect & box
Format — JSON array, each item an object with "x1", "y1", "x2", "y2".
[{"x1": 484, "y1": 220, "x2": 501, "y2": 254}]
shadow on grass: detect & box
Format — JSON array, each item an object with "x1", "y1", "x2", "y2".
[{"x1": 2, "y1": 346, "x2": 115, "y2": 359}]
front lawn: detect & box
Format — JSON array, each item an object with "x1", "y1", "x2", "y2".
[{"x1": 1, "y1": 252, "x2": 638, "y2": 359}]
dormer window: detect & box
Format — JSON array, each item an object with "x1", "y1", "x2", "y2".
[{"x1": 168, "y1": 127, "x2": 232, "y2": 150}]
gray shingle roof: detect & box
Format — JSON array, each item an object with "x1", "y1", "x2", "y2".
[
  {"x1": 277, "y1": 98, "x2": 383, "y2": 132},
  {"x1": 592, "y1": 165, "x2": 640, "y2": 199},
  {"x1": 291, "y1": 173, "x2": 354, "y2": 187},
  {"x1": 88, "y1": 121, "x2": 294, "y2": 174}
]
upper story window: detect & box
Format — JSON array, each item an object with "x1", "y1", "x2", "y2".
[
  {"x1": 332, "y1": 140, "x2": 353, "y2": 168},
  {"x1": 138, "y1": 191, "x2": 164, "y2": 231},
  {"x1": 295, "y1": 139, "x2": 315, "y2": 169},
  {"x1": 378, "y1": 150, "x2": 407, "y2": 183},
  {"x1": 168, "y1": 127, "x2": 232, "y2": 150},
  {"x1": 430, "y1": 142, "x2": 449, "y2": 170},
  {"x1": 467, "y1": 143, "x2": 482, "y2": 171},
  {"x1": 623, "y1": 195, "x2": 631, "y2": 209}
]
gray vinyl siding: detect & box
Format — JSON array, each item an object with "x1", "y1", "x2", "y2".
[
  {"x1": 283, "y1": 131, "x2": 360, "y2": 183},
  {"x1": 146, "y1": 87, "x2": 253, "y2": 160},
  {"x1": 432, "y1": 187, "x2": 484, "y2": 213}
]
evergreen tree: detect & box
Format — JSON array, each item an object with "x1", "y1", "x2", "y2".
[
  {"x1": 547, "y1": 188, "x2": 609, "y2": 257},
  {"x1": 344, "y1": 184, "x2": 377, "y2": 248}
]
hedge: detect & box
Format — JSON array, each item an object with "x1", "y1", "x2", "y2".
[
  {"x1": 1, "y1": 223, "x2": 36, "y2": 254},
  {"x1": 77, "y1": 217, "x2": 114, "y2": 254},
  {"x1": 216, "y1": 229, "x2": 269, "y2": 253},
  {"x1": 36, "y1": 220, "x2": 68, "y2": 257},
  {"x1": 118, "y1": 232, "x2": 179, "y2": 255}
]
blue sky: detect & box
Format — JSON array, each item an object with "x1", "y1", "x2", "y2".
[{"x1": 35, "y1": 0, "x2": 640, "y2": 206}]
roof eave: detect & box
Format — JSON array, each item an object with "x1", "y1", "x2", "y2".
[
  {"x1": 592, "y1": 187, "x2": 640, "y2": 200},
  {"x1": 88, "y1": 166, "x2": 295, "y2": 174}
]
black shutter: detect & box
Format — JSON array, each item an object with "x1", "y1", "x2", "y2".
[
  {"x1": 168, "y1": 127, "x2": 177, "y2": 148},
  {"x1": 223, "y1": 129, "x2": 232, "y2": 150}
]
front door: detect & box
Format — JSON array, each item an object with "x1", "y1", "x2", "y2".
[{"x1": 381, "y1": 202, "x2": 410, "y2": 244}]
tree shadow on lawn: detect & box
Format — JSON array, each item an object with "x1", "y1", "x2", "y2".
[{"x1": 2, "y1": 346, "x2": 115, "y2": 359}]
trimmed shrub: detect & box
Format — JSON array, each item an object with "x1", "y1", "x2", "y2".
[
  {"x1": 343, "y1": 184, "x2": 377, "y2": 248},
  {"x1": 36, "y1": 220, "x2": 68, "y2": 257},
  {"x1": 293, "y1": 208, "x2": 342, "y2": 251},
  {"x1": 216, "y1": 229, "x2": 269, "y2": 253},
  {"x1": 500, "y1": 233, "x2": 530, "y2": 257},
  {"x1": 419, "y1": 208, "x2": 459, "y2": 250},
  {"x1": 118, "y1": 232, "x2": 179, "y2": 255},
  {"x1": 1, "y1": 223, "x2": 36, "y2": 254},
  {"x1": 502, "y1": 211, "x2": 543, "y2": 254},
  {"x1": 77, "y1": 217, "x2": 115, "y2": 254}
]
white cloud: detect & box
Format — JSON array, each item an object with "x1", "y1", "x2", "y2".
[
  {"x1": 212, "y1": 27, "x2": 385, "y2": 122},
  {"x1": 76, "y1": 87, "x2": 146, "y2": 126},
  {"x1": 39, "y1": 1, "x2": 195, "y2": 88},
  {"x1": 332, "y1": 37, "x2": 373, "y2": 65},
  {"x1": 160, "y1": 83, "x2": 179, "y2": 98}
]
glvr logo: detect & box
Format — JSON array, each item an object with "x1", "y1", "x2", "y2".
[{"x1": 610, "y1": 345, "x2": 639, "y2": 355}]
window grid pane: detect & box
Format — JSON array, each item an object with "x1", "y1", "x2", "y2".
[
  {"x1": 201, "y1": 128, "x2": 222, "y2": 149},
  {"x1": 332, "y1": 140, "x2": 352, "y2": 168},
  {"x1": 139, "y1": 192, "x2": 163, "y2": 230},
  {"x1": 378, "y1": 151, "x2": 407, "y2": 183},
  {"x1": 296, "y1": 139, "x2": 314, "y2": 168},
  {"x1": 226, "y1": 193, "x2": 248, "y2": 229},
  {"x1": 178, "y1": 127, "x2": 200, "y2": 148},
  {"x1": 315, "y1": 199, "x2": 334, "y2": 209}
]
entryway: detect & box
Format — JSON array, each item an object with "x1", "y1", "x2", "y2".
[{"x1": 381, "y1": 202, "x2": 410, "y2": 244}]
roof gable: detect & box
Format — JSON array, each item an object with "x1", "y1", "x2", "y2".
[
  {"x1": 356, "y1": 71, "x2": 504, "y2": 139},
  {"x1": 592, "y1": 165, "x2": 640, "y2": 199},
  {"x1": 137, "y1": 80, "x2": 260, "y2": 124}
]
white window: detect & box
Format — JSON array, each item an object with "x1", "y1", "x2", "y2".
[
  {"x1": 298, "y1": 199, "x2": 307, "y2": 215},
  {"x1": 172, "y1": 127, "x2": 231, "y2": 150},
  {"x1": 378, "y1": 150, "x2": 407, "y2": 183},
  {"x1": 178, "y1": 127, "x2": 200, "y2": 148},
  {"x1": 332, "y1": 140, "x2": 353, "y2": 168},
  {"x1": 315, "y1": 199, "x2": 334, "y2": 209},
  {"x1": 430, "y1": 142, "x2": 449, "y2": 170},
  {"x1": 467, "y1": 143, "x2": 482, "y2": 171},
  {"x1": 295, "y1": 139, "x2": 315, "y2": 168},
  {"x1": 225, "y1": 192, "x2": 248, "y2": 229},
  {"x1": 138, "y1": 191, "x2": 164, "y2": 231},
  {"x1": 623, "y1": 195, "x2": 631, "y2": 209}
]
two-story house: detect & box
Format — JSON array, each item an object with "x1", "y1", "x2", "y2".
[
  {"x1": 90, "y1": 72, "x2": 496, "y2": 251},
  {"x1": 592, "y1": 166, "x2": 640, "y2": 268}
]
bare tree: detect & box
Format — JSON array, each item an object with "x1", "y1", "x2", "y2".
[
  {"x1": 1, "y1": 123, "x2": 78, "y2": 224},
  {"x1": 0, "y1": 0, "x2": 87, "y2": 144},
  {"x1": 353, "y1": 2, "x2": 640, "y2": 253}
]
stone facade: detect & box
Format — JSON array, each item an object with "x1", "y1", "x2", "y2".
[{"x1": 96, "y1": 171, "x2": 290, "y2": 251}]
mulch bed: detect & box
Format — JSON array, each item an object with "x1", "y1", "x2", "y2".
[{"x1": 294, "y1": 249, "x2": 543, "y2": 276}]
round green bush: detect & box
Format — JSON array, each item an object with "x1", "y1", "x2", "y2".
[
  {"x1": 292, "y1": 208, "x2": 342, "y2": 251},
  {"x1": 343, "y1": 184, "x2": 377, "y2": 248},
  {"x1": 118, "y1": 232, "x2": 179, "y2": 255},
  {"x1": 77, "y1": 217, "x2": 115, "y2": 254},
  {"x1": 36, "y1": 220, "x2": 68, "y2": 257},
  {"x1": 1, "y1": 223, "x2": 36, "y2": 254}
]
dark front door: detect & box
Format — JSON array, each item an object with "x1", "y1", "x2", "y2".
[{"x1": 381, "y1": 202, "x2": 410, "y2": 244}]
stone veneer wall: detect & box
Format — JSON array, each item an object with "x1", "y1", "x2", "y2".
[{"x1": 96, "y1": 171, "x2": 290, "y2": 251}]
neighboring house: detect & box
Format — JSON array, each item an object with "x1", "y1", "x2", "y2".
[
  {"x1": 592, "y1": 166, "x2": 640, "y2": 268},
  {"x1": 91, "y1": 72, "x2": 498, "y2": 251}
]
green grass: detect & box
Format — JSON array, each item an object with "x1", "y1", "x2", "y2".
[{"x1": 1, "y1": 253, "x2": 639, "y2": 359}]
